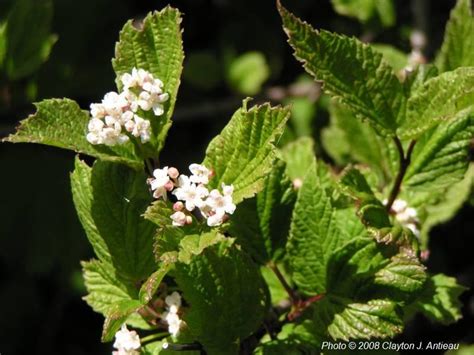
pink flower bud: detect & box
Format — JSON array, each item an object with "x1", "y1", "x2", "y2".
[
  {"x1": 173, "y1": 201, "x2": 184, "y2": 211},
  {"x1": 164, "y1": 181, "x2": 174, "y2": 191},
  {"x1": 168, "y1": 167, "x2": 179, "y2": 179},
  {"x1": 185, "y1": 216, "x2": 193, "y2": 225}
]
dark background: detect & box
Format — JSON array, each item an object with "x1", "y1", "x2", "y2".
[{"x1": 0, "y1": 0, "x2": 472, "y2": 354}]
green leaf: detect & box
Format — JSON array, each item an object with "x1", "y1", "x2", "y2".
[
  {"x1": 82, "y1": 259, "x2": 134, "y2": 315},
  {"x1": 302, "y1": 237, "x2": 426, "y2": 341},
  {"x1": 4, "y1": 99, "x2": 142, "y2": 168},
  {"x1": 288, "y1": 162, "x2": 367, "y2": 295},
  {"x1": 71, "y1": 159, "x2": 112, "y2": 265},
  {"x1": 322, "y1": 101, "x2": 398, "y2": 185},
  {"x1": 326, "y1": 238, "x2": 426, "y2": 301},
  {"x1": 280, "y1": 136, "x2": 316, "y2": 182},
  {"x1": 226, "y1": 51, "x2": 270, "y2": 95},
  {"x1": 399, "y1": 67, "x2": 474, "y2": 139},
  {"x1": 203, "y1": 101, "x2": 290, "y2": 204},
  {"x1": 177, "y1": 231, "x2": 229, "y2": 264},
  {"x1": 317, "y1": 297, "x2": 403, "y2": 341},
  {"x1": 408, "y1": 274, "x2": 466, "y2": 325},
  {"x1": 338, "y1": 167, "x2": 391, "y2": 229},
  {"x1": 260, "y1": 266, "x2": 290, "y2": 305},
  {"x1": 227, "y1": 159, "x2": 296, "y2": 263},
  {"x1": 4, "y1": 0, "x2": 57, "y2": 79},
  {"x1": 372, "y1": 44, "x2": 408, "y2": 72},
  {"x1": 113, "y1": 6, "x2": 184, "y2": 154},
  {"x1": 404, "y1": 108, "x2": 474, "y2": 190},
  {"x1": 102, "y1": 299, "x2": 143, "y2": 342},
  {"x1": 173, "y1": 241, "x2": 268, "y2": 354},
  {"x1": 278, "y1": 2, "x2": 406, "y2": 136},
  {"x1": 436, "y1": 0, "x2": 474, "y2": 73},
  {"x1": 418, "y1": 164, "x2": 474, "y2": 248},
  {"x1": 331, "y1": 0, "x2": 395, "y2": 27},
  {"x1": 82, "y1": 259, "x2": 149, "y2": 343},
  {"x1": 72, "y1": 158, "x2": 157, "y2": 282}
]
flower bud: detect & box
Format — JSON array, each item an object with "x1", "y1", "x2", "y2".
[
  {"x1": 164, "y1": 181, "x2": 175, "y2": 191},
  {"x1": 173, "y1": 201, "x2": 184, "y2": 211},
  {"x1": 168, "y1": 167, "x2": 179, "y2": 179}
]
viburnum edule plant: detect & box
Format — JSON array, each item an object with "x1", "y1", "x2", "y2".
[{"x1": 3, "y1": 0, "x2": 473, "y2": 353}]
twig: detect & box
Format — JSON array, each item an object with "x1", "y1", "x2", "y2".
[
  {"x1": 386, "y1": 138, "x2": 416, "y2": 211},
  {"x1": 267, "y1": 262, "x2": 298, "y2": 304}
]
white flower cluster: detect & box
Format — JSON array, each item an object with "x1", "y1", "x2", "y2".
[
  {"x1": 113, "y1": 324, "x2": 140, "y2": 355},
  {"x1": 87, "y1": 68, "x2": 169, "y2": 146},
  {"x1": 386, "y1": 199, "x2": 420, "y2": 238},
  {"x1": 148, "y1": 163, "x2": 236, "y2": 227},
  {"x1": 162, "y1": 291, "x2": 183, "y2": 337}
]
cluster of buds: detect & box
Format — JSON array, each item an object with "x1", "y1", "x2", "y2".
[
  {"x1": 113, "y1": 324, "x2": 141, "y2": 355},
  {"x1": 386, "y1": 199, "x2": 420, "y2": 238},
  {"x1": 162, "y1": 291, "x2": 183, "y2": 337},
  {"x1": 148, "y1": 163, "x2": 236, "y2": 227},
  {"x1": 86, "y1": 68, "x2": 169, "y2": 146}
]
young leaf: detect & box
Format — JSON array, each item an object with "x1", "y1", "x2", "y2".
[
  {"x1": 139, "y1": 263, "x2": 171, "y2": 304},
  {"x1": 407, "y1": 274, "x2": 466, "y2": 325},
  {"x1": 404, "y1": 108, "x2": 474, "y2": 190},
  {"x1": 177, "y1": 231, "x2": 229, "y2": 264},
  {"x1": 173, "y1": 241, "x2": 269, "y2": 354},
  {"x1": 113, "y1": 6, "x2": 184, "y2": 154},
  {"x1": 4, "y1": 99, "x2": 142, "y2": 169},
  {"x1": 3, "y1": 0, "x2": 57, "y2": 79},
  {"x1": 102, "y1": 299, "x2": 144, "y2": 342},
  {"x1": 288, "y1": 162, "x2": 367, "y2": 295},
  {"x1": 399, "y1": 67, "x2": 474, "y2": 139},
  {"x1": 227, "y1": 159, "x2": 296, "y2": 264},
  {"x1": 436, "y1": 0, "x2": 474, "y2": 73},
  {"x1": 203, "y1": 101, "x2": 290, "y2": 204},
  {"x1": 278, "y1": 2, "x2": 406, "y2": 136},
  {"x1": 72, "y1": 158, "x2": 157, "y2": 282}
]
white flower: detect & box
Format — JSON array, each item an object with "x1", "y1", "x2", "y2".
[
  {"x1": 170, "y1": 211, "x2": 187, "y2": 227},
  {"x1": 130, "y1": 115, "x2": 151, "y2": 143},
  {"x1": 384, "y1": 199, "x2": 420, "y2": 238},
  {"x1": 165, "y1": 291, "x2": 182, "y2": 314},
  {"x1": 206, "y1": 186, "x2": 236, "y2": 216},
  {"x1": 164, "y1": 311, "x2": 182, "y2": 337},
  {"x1": 189, "y1": 164, "x2": 211, "y2": 184},
  {"x1": 162, "y1": 291, "x2": 183, "y2": 337},
  {"x1": 87, "y1": 68, "x2": 168, "y2": 147},
  {"x1": 150, "y1": 167, "x2": 170, "y2": 199},
  {"x1": 206, "y1": 212, "x2": 225, "y2": 227},
  {"x1": 113, "y1": 324, "x2": 140, "y2": 355},
  {"x1": 173, "y1": 175, "x2": 209, "y2": 211}
]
